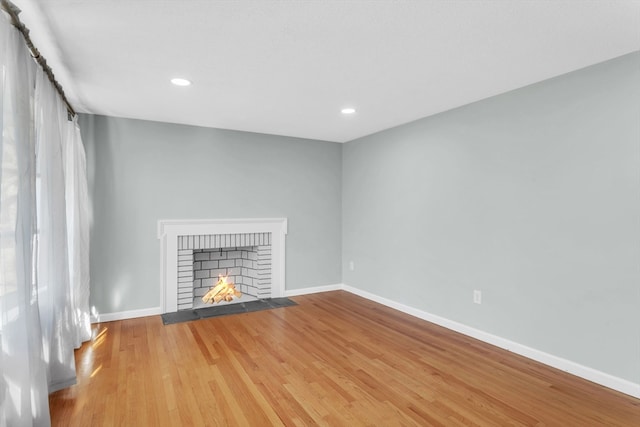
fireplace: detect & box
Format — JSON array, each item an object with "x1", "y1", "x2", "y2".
[
  {"x1": 157, "y1": 218, "x2": 287, "y2": 313},
  {"x1": 179, "y1": 233, "x2": 271, "y2": 310}
]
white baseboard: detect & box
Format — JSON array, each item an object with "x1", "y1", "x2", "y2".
[
  {"x1": 91, "y1": 306, "x2": 162, "y2": 323},
  {"x1": 342, "y1": 284, "x2": 640, "y2": 400},
  {"x1": 92, "y1": 283, "x2": 343, "y2": 322},
  {"x1": 95, "y1": 284, "x2": 343, "y2": 322},
  {"x1": 284, "y1": 283, "x2": 344, "y2": 297}
]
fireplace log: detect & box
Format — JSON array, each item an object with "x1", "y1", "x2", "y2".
[{"x1": 202, "y1": 277, "x2": 242, "y2": 304}]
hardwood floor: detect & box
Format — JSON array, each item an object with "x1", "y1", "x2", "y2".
[{"x1": 49, "y1": 291, "x2": 640, "y2": 426}]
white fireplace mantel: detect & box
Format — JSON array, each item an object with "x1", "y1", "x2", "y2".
[{"x1": 158, "y1": 218, "x2": 288, "y2": 313}]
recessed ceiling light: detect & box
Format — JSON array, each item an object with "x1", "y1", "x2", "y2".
[
  {"x1": 341, "y1": 107, "x2": 356, "y2": 115},
  {"x1": 171, "y1": 78, "x2": 191, "y2": 86}
]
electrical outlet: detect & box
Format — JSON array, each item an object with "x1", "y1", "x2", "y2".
[
  {"x1": 349, "y1": 261, "x2": 355, "y2": 271},
  {"x1": 473, "y1": 290, "x2": 482, "y2": 304}
]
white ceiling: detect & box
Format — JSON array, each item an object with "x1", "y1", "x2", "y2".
[{"x1": 13, "y1": 0, "x2": 640, "y2": 143}]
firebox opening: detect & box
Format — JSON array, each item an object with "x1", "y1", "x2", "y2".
[{"x1": 191, "y1": 245, "x2": 270, "y2": 310}]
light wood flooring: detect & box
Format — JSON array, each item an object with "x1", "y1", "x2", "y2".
[{"x1": 49, "y1": 291, "x2": 640, "y2": 426}]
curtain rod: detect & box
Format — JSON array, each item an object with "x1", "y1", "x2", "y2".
[{"x1": 1, "y1": 0, "x2": 76, "y2": 117}]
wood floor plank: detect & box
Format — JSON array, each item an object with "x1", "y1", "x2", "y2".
[{"x1": 49, "y1": 291, "x2": 640, "y2": 426}]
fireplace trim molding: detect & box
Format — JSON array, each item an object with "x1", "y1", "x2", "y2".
[{"x1": 157, "y1": 218, "x2": 288, "y2": 313}]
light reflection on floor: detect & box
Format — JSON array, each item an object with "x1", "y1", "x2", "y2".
[{"x1": 77, "y1": 324, "x2": 108, "y2": 382}]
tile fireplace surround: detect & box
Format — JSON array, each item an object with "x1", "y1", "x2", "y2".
[{"x1": 157, "y1": 218, "x2": 287, "y2": 313}]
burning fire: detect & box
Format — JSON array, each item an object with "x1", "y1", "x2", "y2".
[{"x1": 202, "y1": 276, "x2": 242, "y2": 304}]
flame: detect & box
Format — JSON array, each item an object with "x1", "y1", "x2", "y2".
[{"x1": 201, "y1": 275, "x2": 242, "y2": 304}]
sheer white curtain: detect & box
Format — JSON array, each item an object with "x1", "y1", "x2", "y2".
[
  {"x1": 34, "y1": 66, "x2": 77, "y2": 393},
  {"x1": 63, "y1": 115, "x2": 91, "y2": 347},
  {"x1": 1, "y1": 8, "x2": 91, "y2": 426},
  {"x1": 0, "y1": 14, "x2": 51, "y2": 427}
]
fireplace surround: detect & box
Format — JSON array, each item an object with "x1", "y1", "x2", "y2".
[{"x1": 157, "y1": 218, "x2": 287, "y2": 313}]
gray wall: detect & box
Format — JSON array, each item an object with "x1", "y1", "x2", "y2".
[
  {"x1": 80, "y1": 116, "x2": 342, "y2": 314},
  {"x1": 342, "y1": 52, "x2": 640, "y2": 384},
  {"x1": 81, "y1": 52, "x2": 639, "y2": 386}
]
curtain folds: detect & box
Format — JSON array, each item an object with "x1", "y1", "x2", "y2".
[
  {"x1": 64, "y1": 115, "x2": 91, "y2": 347},
  {"x1": 0, "y1": 15, "x2": 51, "y2": 427},
  {"x1": 1, "y1": 10, "x2": 91, "y2": 426},
  {"x1": 34, "y1": 66, "x2": 77, "y2": 393}
]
